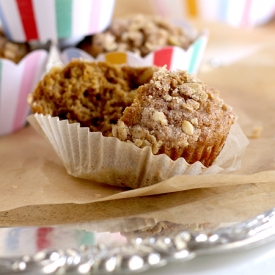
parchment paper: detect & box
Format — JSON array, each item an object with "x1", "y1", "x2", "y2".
[{"x1": 0, "y1": 21, "x2": 275, "y2": 226}]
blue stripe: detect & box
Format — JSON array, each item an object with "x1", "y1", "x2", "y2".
[
  {"x1": 0, "y1": 2, "x2": 12, "y2": 40},
  {"x1": 218, "y1": 0, "x2": 230, "y2": 22},
  {"x1": 66, "y1": 48, "x2": 82, "y2": 63},
  {"x1": 64, "y1": 48, "x2": 94, "y2": 63}
]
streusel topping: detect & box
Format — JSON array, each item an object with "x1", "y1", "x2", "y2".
[
  {"x1": 112, "y1": 67, "x2": 235, "y2": 166},
  {"x1": 78, "y1": 14, "x2": 193, "y2": 57}
]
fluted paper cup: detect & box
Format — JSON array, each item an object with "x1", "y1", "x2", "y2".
[
  {"x1": 150, "y1": 0, "x2": 275, "y2": 27},
  {"x1": 61, "y1": 19, "x2": 208, "y2": 74},
  {"x1": 28, "y1": 114, "x2": 249, "y2": 189},
  {"x1": 0, "y1": 50, "x2": 48, "y2": 136},
  {"x1": 62, "y1": 33, "x2": 207, "y2": 75},
  {"x1": 0, "y1": 0, "x2": 116, "y2": 42}
]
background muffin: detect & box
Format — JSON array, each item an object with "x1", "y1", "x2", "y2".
[
  {"x1": 77, "y1": 14, "x2": 194, "y2": 58},
  {"x1": 0, "y1": 30, "x2": 30, "y2": 63}
]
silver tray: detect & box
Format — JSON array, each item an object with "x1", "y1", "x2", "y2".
[{"x1": 1, "y1": 206, "x2": 275, "y2": 274}]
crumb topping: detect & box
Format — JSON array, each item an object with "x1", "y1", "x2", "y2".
[
  {"x1": 112, "y1": 66, "x2": 235, "y2": 166},
  {"x1": 77, "y1": 14, "x2": 194, "y2": 57}
]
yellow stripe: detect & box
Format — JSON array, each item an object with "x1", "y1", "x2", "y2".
[
  {"x1": 186, "y1": 0, "x2": 198, "y2": 17},
  {"x1": 105, "y1": 52, "x2": 127, "y2": 65}
]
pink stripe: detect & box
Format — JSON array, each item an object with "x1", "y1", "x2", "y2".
[
  {"x1": 89, "y1": 0, "x2": 101, "y2": 34},
  {"x1": 240, "y1": 0, "x2": 252, "y2": 27},
  {"x1": 13, "y1": 51, "x2": 42, "y2": 131}
]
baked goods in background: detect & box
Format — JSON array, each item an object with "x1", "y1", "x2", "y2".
[
  {"x1": 29, "y1": 60, "x2": 235, "y2": 168},
  {"x1": 77, "y1": 14, "x2": 194, "y2": 58},
  {"x1": 0, "y1": 30, "x2": 30, "y2": 63}
]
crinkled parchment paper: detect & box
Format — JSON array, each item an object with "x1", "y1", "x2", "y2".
[{"x1": 0, "y1": 22, "x2": 275, "y2": 226}]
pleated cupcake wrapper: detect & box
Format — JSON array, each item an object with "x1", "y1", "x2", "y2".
[
  {"x1": 61, "y1": 20, "x2": 208, "y2": 75},
  {"x1": 150, "y1": 0, "x2": 275, "y2": 27},
  {"x1": 0, "y1": 50, "x2": 48, "y2": 136},
  {"x1": 0, "y1": 0, "x2": 116, "y2": 42},
  {"x1": 28, "y1": 114, "x2": 249, "y2": 188}
]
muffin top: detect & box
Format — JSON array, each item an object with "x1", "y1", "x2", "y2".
[
  {"x1": 77, "y1": 14, "x2": 194, "y2": 57},
  {"x1": 112, "y1": 66, "x2": 235, "y2": 166}
]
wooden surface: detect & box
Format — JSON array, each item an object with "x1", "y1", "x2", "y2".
[{"x1": 0, "y1": 5, "x2": 275, "y2": 226}]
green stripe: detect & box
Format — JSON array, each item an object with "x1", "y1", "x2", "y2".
[
  {"x1": 77, "y1": 230, "x2": 95, "y2": 246},
  {"x1": 55, "y1": 0, "x2": 73, "y2": 38},
  {"x1": 188, "y1": 38, "x2": 203, "y2": 74}
]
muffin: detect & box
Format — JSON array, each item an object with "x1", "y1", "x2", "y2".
[
  {"x1": 77, "y1": 14, "x2": 194, "y2": 58},
  {"x1": 112, "y1": 66, "x2": 235, "y2": 167},
  {"x1": 28, "y1": 59, "x2": 157, "y2": 136},
  {"x1": 29, "y1": 60, "x2": 235, "y2": 168},
  {"x1": 28, "y1": 60, "x2": 242, "y2": 188},
  {"x1": 0, "y1": 30, "x2": 30, "y2": 63}
]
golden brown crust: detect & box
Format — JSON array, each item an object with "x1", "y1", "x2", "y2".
[{"x1": 112, "y1": 67, "x2": 235, "y2": 167}]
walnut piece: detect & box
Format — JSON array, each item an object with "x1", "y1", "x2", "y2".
[{"x1": 181, "y1": 120, "x2": 194, "y2": 135}]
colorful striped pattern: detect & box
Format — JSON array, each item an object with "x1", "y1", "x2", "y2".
[
  {"x1": 0, "y1": 0, "x2": 116, "y2": 42},
  {"x1": 36, "y1": 228, "x2": 54, "y2": 250},
  {"x1": 186, "y1": 0, "x2": 198, "y2": 17},
  {"x1": 0, "y1": 50, "x2": 48, "y2": 136},
  {"x1": 149, "y1": 0, "x2": 275, "y2": 27},
  {"x1": 62, "y1": 33, "x2": 208, "y2": 75},
  {"x1": 190, "y1": 0, "x2": 275, "y2": 27}
]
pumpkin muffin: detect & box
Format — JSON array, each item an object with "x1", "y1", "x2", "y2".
[
  {"x1": 77, "y1": 14, "x2": 193, "y2": 58},
  {"x1": 29, "y1": 60, "x2": 235, "y2": 168},
  {"x1": 112, "y1": 66, "x2": 235, "y2": 167},
  {"x1": 28, "y1": 59, "x2": 156, "y2": 136}
]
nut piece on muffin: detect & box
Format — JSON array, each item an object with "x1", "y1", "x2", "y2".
[
  {"x1": 112, "y1": 66, "x2": 235, "y2": 167},
  {"x1": 77, "y1": 14, "x2": 194, "y2": 58},
  {"x1": 29, "y1": 60, "x2": 235, "y2": 168}
]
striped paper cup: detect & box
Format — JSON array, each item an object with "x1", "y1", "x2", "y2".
[
  {"x1": 0, "y1": 0, "x2": 116, "y2": 43},
  {"x1": 0, "y1": 50, "x2": 48, "y2": 136},
  {"x1": 61, "y1": 32, "x2": 208, "y2": 75},
  {"x1": 150, "y1": 0, "x2": 275, "y2": 28}
]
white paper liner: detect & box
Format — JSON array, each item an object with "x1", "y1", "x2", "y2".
[{"x1": 28, "y1": 114, "x2": 249, "y2": 189}]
